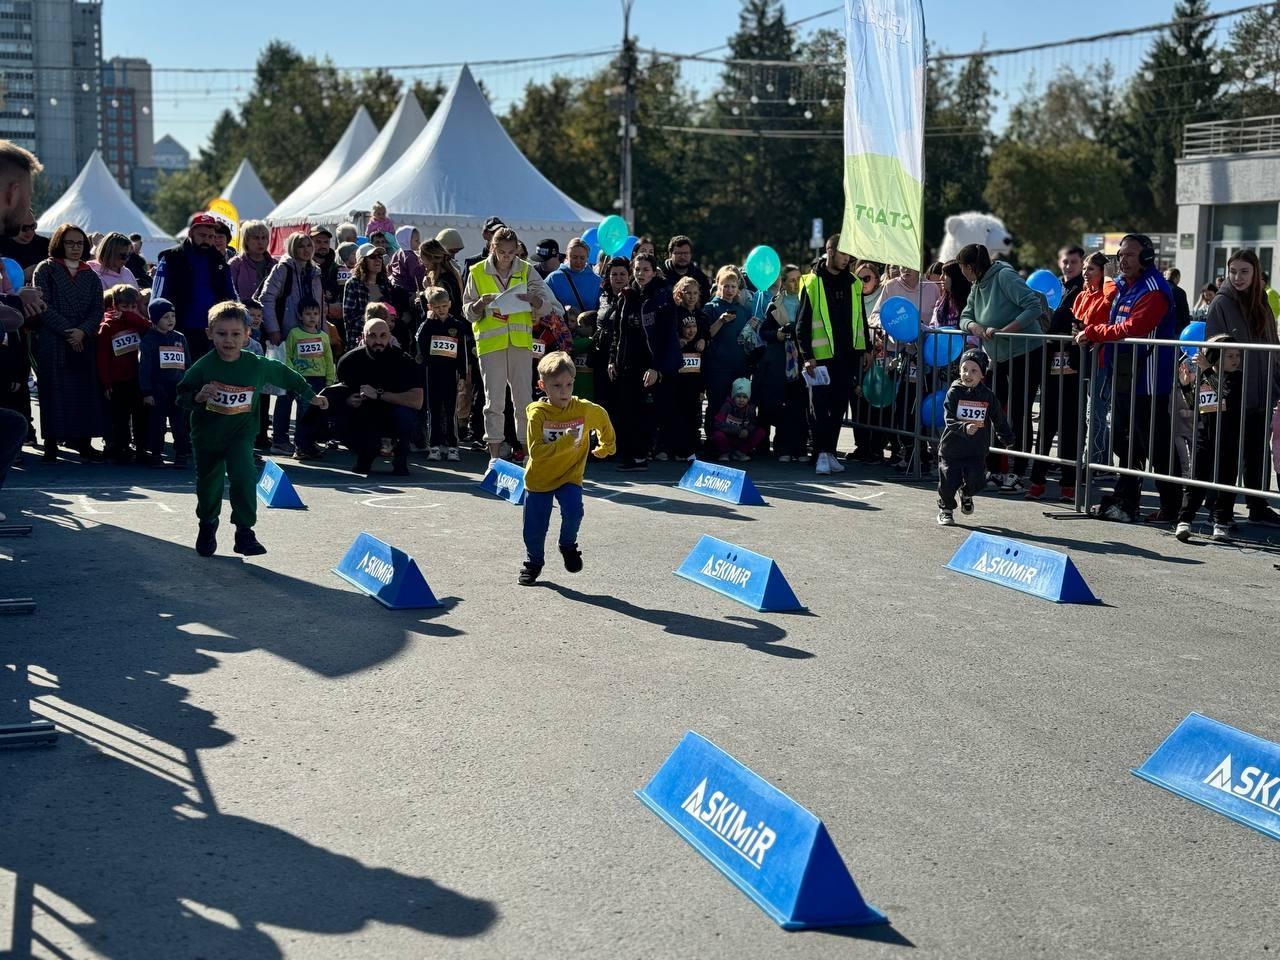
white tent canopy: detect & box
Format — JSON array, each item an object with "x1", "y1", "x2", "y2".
[
  {"x1": 333, "y1": 65, "x2": 603, "y2": 258},
  {"x1": 297, "y1": 93, "x2": 428, "y2": 225},
  {"x1": 266, "y1": 106, "x2": 378, "y2": 222},
  {"x1": 36, "y1": 150, "x2": 176, "y2": 261},
  {"x1": 219, "y1": 159, "x2": 275, "y2": 222}
]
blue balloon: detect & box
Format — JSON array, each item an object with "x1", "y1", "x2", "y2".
[
  {"x1": 920, "y1": 388, "x2": 948, "y2": 431},
  {"x1": 618, "y1": 234, "x2": 639, "y2": 258},
  {"x1": 1180, "y1": 320, "x2": 1207, "y2": 359},
  {"x1": 1, "y1": 257, "x2": 23, "y2": 291},
  {"x1": 878, "y1": 296, "x2": 921, "y2": 343},
  {"x1": 744, "y1": 244, "x2": 781, "y2": 290},
  {"x1": 922, "y1": 326, "x2": 964, "y2": 367},
  {"x1": 597, "y1": 215, "x2": 629, "y2": 256},
  {"x1": 582, "y1": 226, "x2": 599, "y2": 247},
  {"x1": 356, "y1": 235, "x2": 369, "y2": 245},
  {"x1": 1027, "y1": 269, "x2": 1064, "y2": 310}
]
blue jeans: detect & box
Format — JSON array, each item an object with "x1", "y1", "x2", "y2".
[
  {"x1": 1088, "y1": 365, "x2": 1112, "y2": 465},
  {"x1": 522, "y1": 483, "x2": 584, "y2": 565}
]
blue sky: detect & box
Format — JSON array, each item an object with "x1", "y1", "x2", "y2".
[{"x1": 101, "y1": 0, "x2": 1238, "y2": 155}]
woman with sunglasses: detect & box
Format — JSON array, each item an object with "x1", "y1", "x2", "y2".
[
  {"x1": 32, "y1": 223, "x2": 108, "y2": 462},
  {"x1": 343, "y1": 243, "x2": 391, "y2": 349}
]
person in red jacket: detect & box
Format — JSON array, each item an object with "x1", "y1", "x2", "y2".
[{"x1": 97, "y1": 283, "x2": 151, "y2": 463}]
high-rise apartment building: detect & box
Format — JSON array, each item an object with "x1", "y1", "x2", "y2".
[
  {"x1": 0, "y1": 0, "x2": 103, "y2": 189},
  {"x1": 101, "y1": 55, "x2": 154, "y2": 199}
]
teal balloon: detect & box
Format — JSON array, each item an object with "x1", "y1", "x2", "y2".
[
  {"x1": 922, "y1": 327, "x2": 964, "y2": 367},
  {"x1": 1, "y1": 257, "x2": 23, "y2": 291},
  {"x1": 744, "y1": 245, "x2": 781, "y2": 290},
  {"x1": 1027, "y1": 269, "x2": 1064, "y2": 310},
  {"x1": 597, "y1": 216, "x2": 629, "y2": 256},
  {"x1": 878, "y1": 296, "x2": 920, "y2": 342},
  {"x1": 618, "y1": 235, "x2": 639, "y2": 258},
  {"x1": 920, "y1": 389, "x2": 948, "y2": 430},
  {"x1": 1180, "y1": 320, "x2": 1207, "y2": 358}
]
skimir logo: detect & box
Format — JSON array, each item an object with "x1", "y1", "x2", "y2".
[
  {"x1": 694, "y1": 473, "x2": 732, "y2": 493},
  {"x1": 495, "y1": 473, "x2": 519, "y2": 494},
  {"x1": 973, "y1": 551, "x2": 1038, "y2": 585},
  {"x1": 1202, "y1": 755, "x2": 1280, "y2": 814},
  {"x1": 356, "y1": 552, "x2": 394, "y2": 586},
  {"x1": 680, "y1": 777, "x2": 777, "y2": 868},
  {"x1": 700, "y1": 556, "x2": 752, "y2": 588}
]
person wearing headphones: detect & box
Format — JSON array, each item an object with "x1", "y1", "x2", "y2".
[{"x1": 1075, "y1": 233, "x2": 1182, "y2": 524}]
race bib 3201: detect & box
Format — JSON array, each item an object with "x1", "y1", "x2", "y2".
[{"x1": 158, "y1": 345, "x2": 185, "y2": 369}]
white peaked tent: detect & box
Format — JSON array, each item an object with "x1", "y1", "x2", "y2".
[
  {"x1": 299, "y1": 93, "x2": 428, "y2": 225},
  {"x1": 335, "y1": 65, "x2": 603, "y2": 256},
  {"x1": 36, "y1": 150, "x2": 176, "y2": 261},
  {"x1": 219, "y1": 159, "x2": 275, "y2": 222},
  {"x1": 267, "y1": 106, "x2": 378, "y2": 222}
]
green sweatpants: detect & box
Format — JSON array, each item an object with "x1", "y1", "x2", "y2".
[{"x1": 194, "y1": 437, "x2": 258, "y2": 528}]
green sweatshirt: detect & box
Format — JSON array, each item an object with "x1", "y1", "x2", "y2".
[
  {"x1": 284, "y1": 326, "x2": 336, "y2": 382},
  {"x1": 958, "y1": 260, "x2": 1044, "y2": 362},
  {"x1": 178, "y1": 349, "x2": 315, "y2": 445}
]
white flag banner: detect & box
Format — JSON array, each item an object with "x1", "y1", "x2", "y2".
[{"x1": 839, "y1": 0, "x2": 926, "y2": 270}]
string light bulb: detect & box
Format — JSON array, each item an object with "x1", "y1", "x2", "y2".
[
  {"x1": 1143, "y1": 69, "x2": 1154, "y2": 82},
  {"x1": 80, "y1": 81, "x2": 90, "y2": 92},
  {"x1": 292, "y1": 104, "x2": 302, "y2": 114},
  {"x1": 804, "y1": 109, "x2": 813, "y2": 119},
  {"x1": 48, "y1": 96, "x2": 58, "y2": 106},
  {"x1": 1210, "y1": 61, "x2": 1222, "y2": 75},
  {"x1": 1177, "y1": 44, "x2": 1188, "y2": 56},
  {"x1": 787, "y1": 96, "x2": 796, "y2": 106}
]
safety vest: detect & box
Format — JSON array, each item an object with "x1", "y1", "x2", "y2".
[
  {"x1": 801, "y1": 270, "x2": 865, "y2": 360},
  {"x1": 469, "y1": 259, "x2": 534, "y2": 356}
]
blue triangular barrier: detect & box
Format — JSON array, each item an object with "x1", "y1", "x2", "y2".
[
  {"x1": 637, "y1": 731, "x2": 886, "y2": 930},
  {"x1": 677, "y1": 460, "x2": 767, "y2": 506},
  {"x1": 1134, "y1": 712, "x2": 1280, "y2": 843},
  {"x1": 256, "y1": 458, "x2": 305, "y2": 509},
  {"x1": 332, "y1": 531, "x2": 441, "y2": 609},
  {"x1": 945, "y1": 532, "x2": 1098, "y2": 604},
  {"x1": 479, "y1": 459, "x2": 527, "y2": 505},
  {"x1": 675, "y1": 535, "x2": 803, "y2": 612}
]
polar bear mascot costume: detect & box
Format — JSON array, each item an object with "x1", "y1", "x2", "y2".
[{"x1": 938, "y1": 212, "x2": 1013, "y2": 262}]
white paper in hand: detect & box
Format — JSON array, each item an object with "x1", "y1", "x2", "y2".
[
  {"x1": 489, "y1": 284, "x2": 528, "y2": 316},
  {"x1": 802, "y1": 365, "x2": 831, "y2": 387}
]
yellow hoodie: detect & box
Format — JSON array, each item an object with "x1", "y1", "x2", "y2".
[{"x1": 524, "y1": 396, "x2": 616, "y2": 492}]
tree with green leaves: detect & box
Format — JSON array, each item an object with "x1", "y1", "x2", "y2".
[
  {"x1": 1220, "y1": 3, "x2": 1280, "y2": 117},
  {"x1": 149, "y1": 168, "x2": 220, "y2": 236},
  {"x1": 1115, "y1": 0, "x2": 1220, "y2": 230},
  {"x1": 923, "y1": 53, "x2": 996, "y2": 254}
]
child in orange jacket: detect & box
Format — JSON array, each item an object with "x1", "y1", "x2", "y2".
[{"x1": 96, "y1": 283, "x2": 151, "y2": 463}]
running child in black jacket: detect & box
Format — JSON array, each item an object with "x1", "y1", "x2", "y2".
[{"x1": 938, "y1": 349, "x2": 1014, "y2": 526}]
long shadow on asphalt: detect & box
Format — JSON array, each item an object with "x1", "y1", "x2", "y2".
[
  {"x1": 542, "y1": 583, "x2": 813, "y2": 660},
  {"x1": 975, "y1": 523, "x2": 1205, "y2": 565},
  {"x1": 0, "y1": 494, "x2": 495, "y2": 958},
  {"x1": 813, "y1": 921, "x2": 916, "y2": 947}
]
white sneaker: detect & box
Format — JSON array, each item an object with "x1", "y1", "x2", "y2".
[
  {"x1": 937, "y1": 509, "x2": 955, "y2": 526},
  {"x1": 446, "y1": 447, "x2": 461, "y2": 462},
  {"x1": 797, "y1": 453, "x2": 810, "y2": 463},
  {"x1": 778, "y1": 454, "x2": 793, "y2": 463},
  {"x1": 1175, "y1": 522, "x2": 1191, "y2": 542},
  {"x1": 498, "y1": 441, "x2": 513, "y2": 461},
  {"x1": 654, "y1": 451, "x2": 670, "y2": 462},
  {"x1": 718, "y1": 453, "x2": 731, "y2": 462},
  {"x1": 731, "y1": 451, "x2": 750, "y2": 462},
  {"x1": 686, "y1": 453, "x2": 697, "y2": 462},
  {"x1": 828, "y1": 454, "x2": 845, "y2": 473},
  {"x1": 1211, "y1": 523, "x2": 1231, "y2": 541},
  {"x1": 815, "y1": 452, "x2": 832, "y2": 475},
  {"x1": 427, "y1": 446, "x2": 442, "y2": 461}
]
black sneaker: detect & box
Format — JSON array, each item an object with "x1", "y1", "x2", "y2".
[
  {"x1": 960, "y1": 496, "x2": 974, "y2": 516},
  {"x1": 391, "y1": 462, "x2": 411, "y2": 477},
  {"x1": 616, "y1": 459, "x2": 648, "y2": 472},
  {"x1": 1248, "y1": 505, "x2": 1280, "y2": 526},
  {"x1": 518, "y1": 561, "x2": 543, "y2": 586},
  {"x1": 560, "y1": 543, "x2": 583, "y2": 573},
  {"x1": 233, "y1": 526, "x2": 267, "y2": 556},
  {"x1": 196, "y1": 521, "x2": 217, "y2": 557}
]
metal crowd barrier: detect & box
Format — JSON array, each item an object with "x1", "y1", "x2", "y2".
[{"x1": 847, "y1": 327, "x2": 1280, "y2": 517}]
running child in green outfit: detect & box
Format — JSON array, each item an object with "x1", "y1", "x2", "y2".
[{"x1": 178, "y1": 301, "x2": 329, "y2": 558}]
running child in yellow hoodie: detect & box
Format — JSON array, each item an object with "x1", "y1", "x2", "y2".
[{"x1": 520, "y1": 350, "x2": 615, "y2": 586}]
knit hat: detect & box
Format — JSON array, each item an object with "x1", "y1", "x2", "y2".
[
  {"x1": 435, "y1": 227, "x2": 464, "y2": 252},
  {"x1": 959, "y1": 349, "x2": 989, "y2": 375},
  {"x1": 732, "y1": 377, "x2": 752, "y2": 398},
  {"x1": 336, "y1": 241, "x2": 357, "y2": 263},
  {"x1": 148, "y1": 298, "x2": 175, "y2": 324}
]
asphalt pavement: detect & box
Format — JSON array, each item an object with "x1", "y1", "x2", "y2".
[{"x1": 1, "y1": 437, "x2": 1277, "y2": 959}]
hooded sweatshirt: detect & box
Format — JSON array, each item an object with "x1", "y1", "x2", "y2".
[
  {"x1": 939, "y1": 378, "x2": 1015, "y2": 460},
  {"x1": 958, "y1": 260, "x2": 1044, "y2": 362},
  {"x1": 96, "y1": 307, "x2": 152, "y2": 386},
  {"x1": 387, "y1": 226, "x2": 425, "y2": 293},
  {"x1": 139, "y1": 327, "x2": 191, "y2": 397}
]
